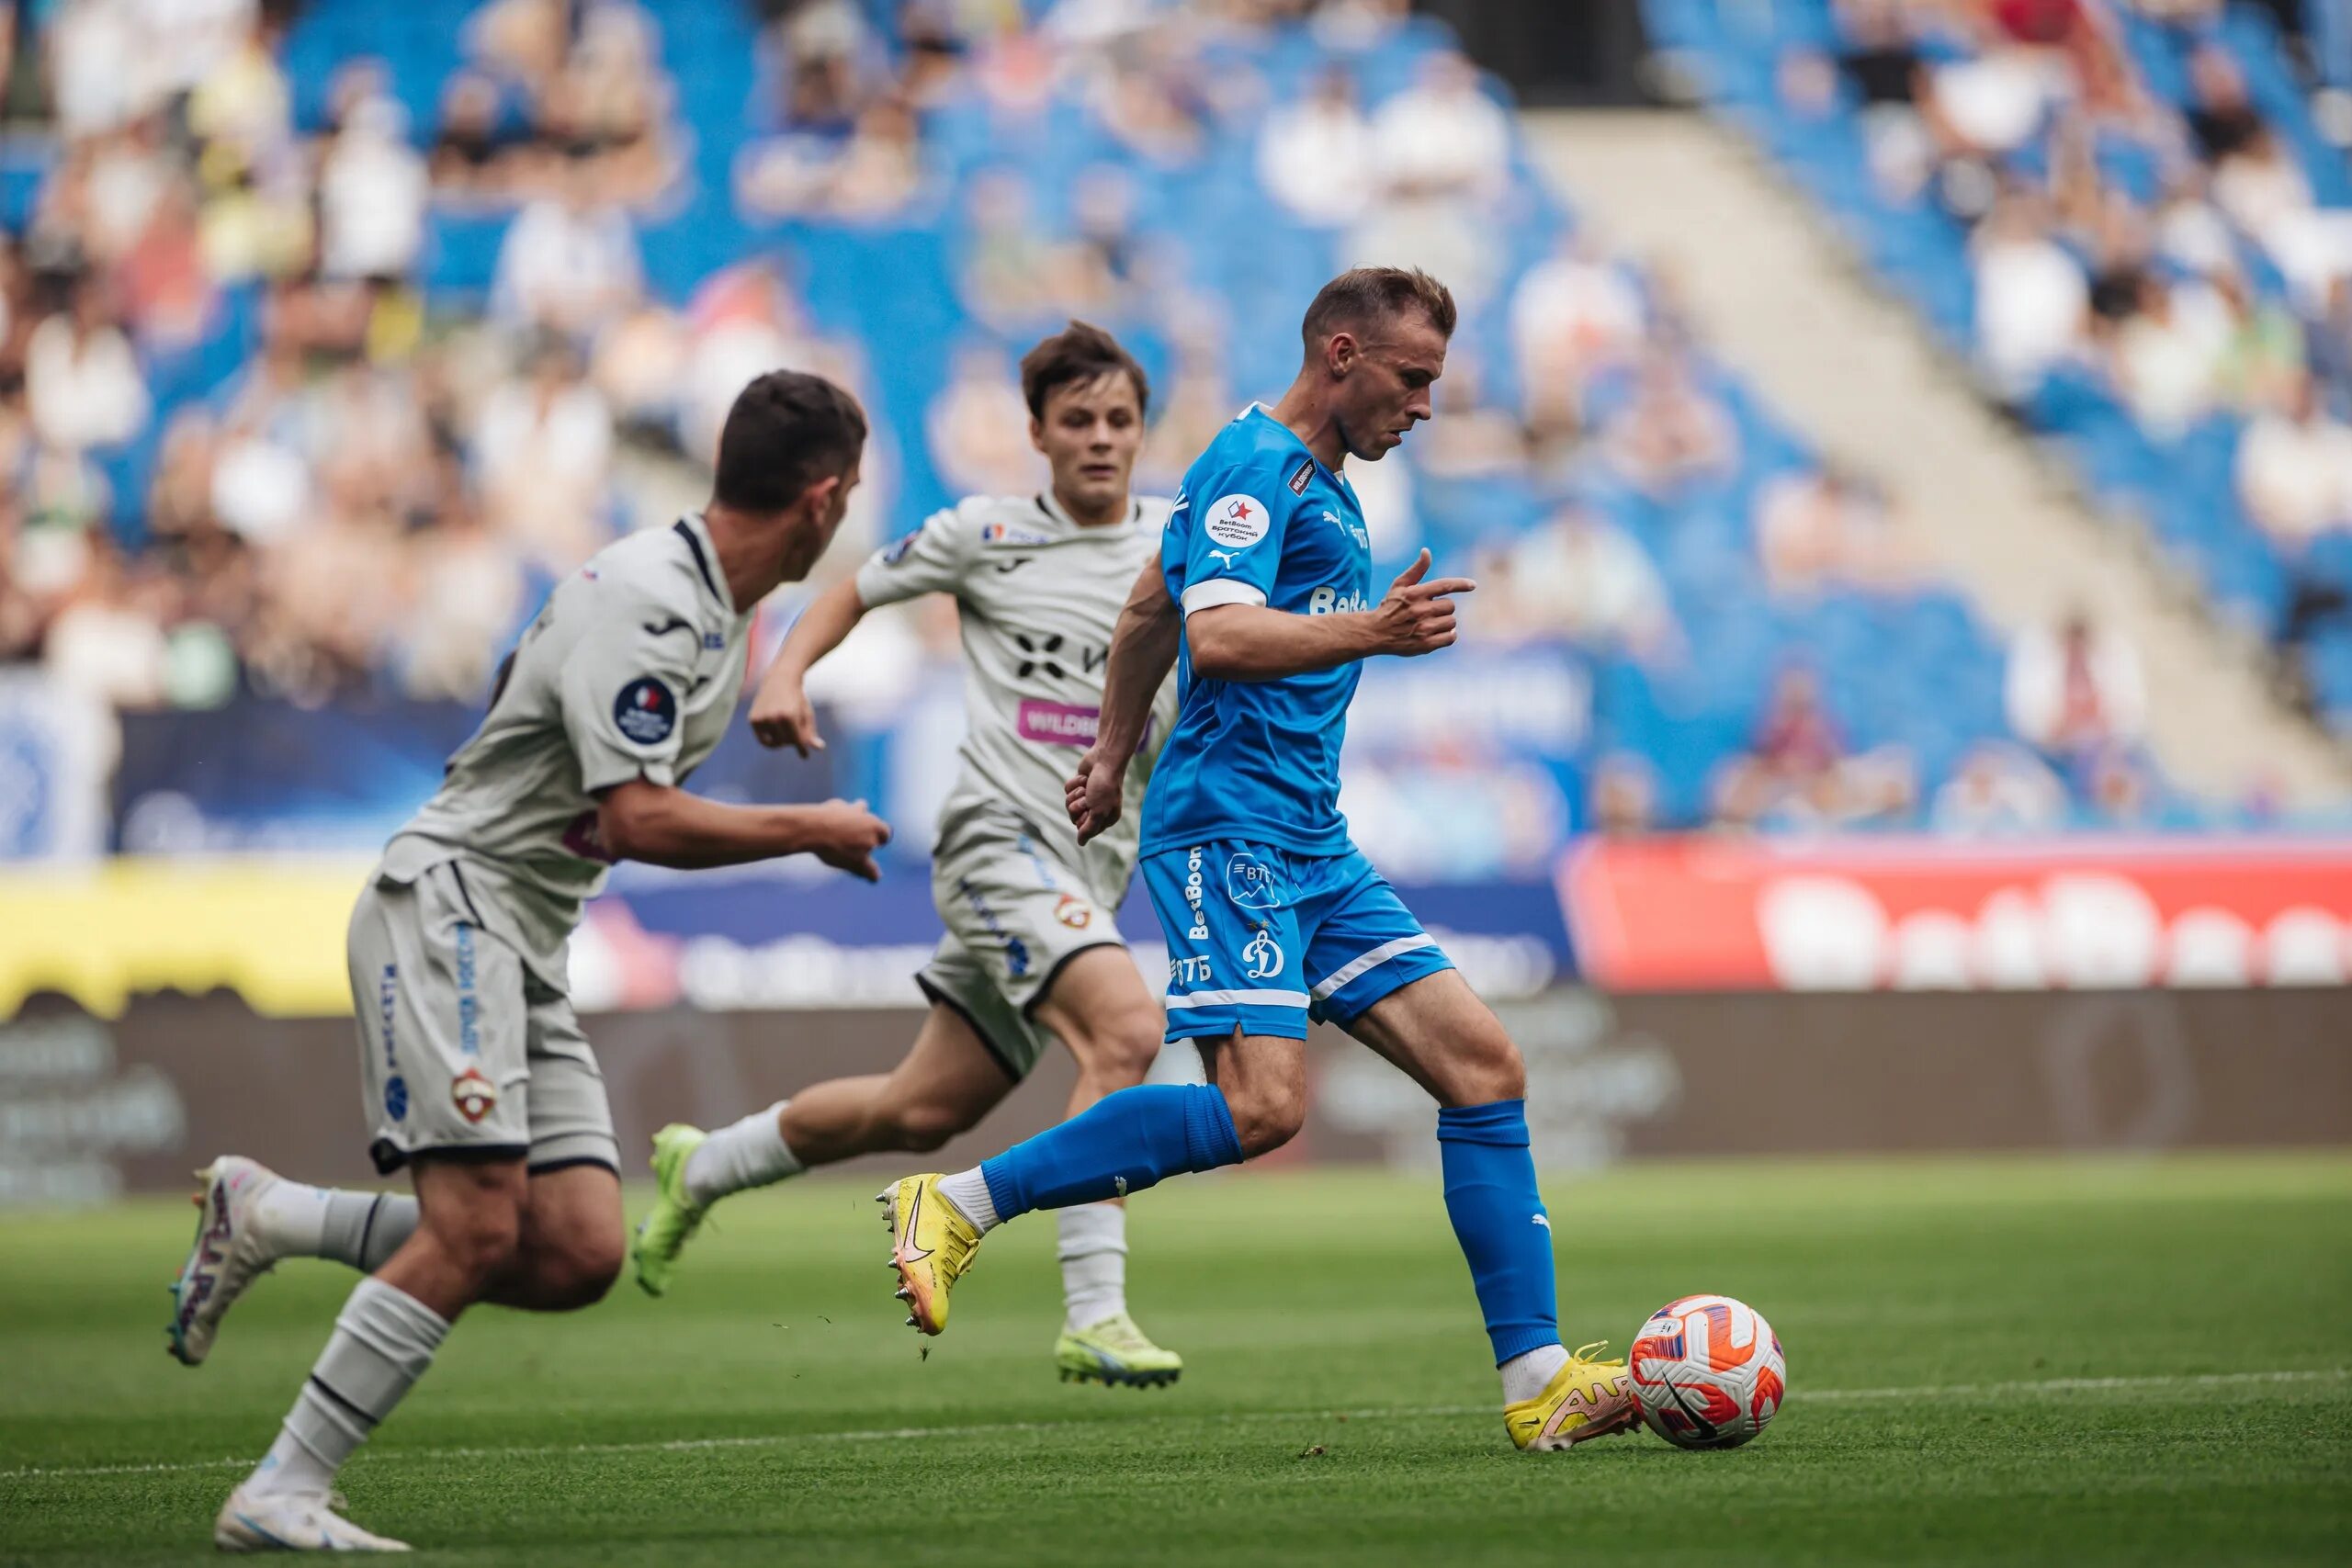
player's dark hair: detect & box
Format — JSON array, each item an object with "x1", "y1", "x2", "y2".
[
  {"x1": 1299, "y1": 266, "x2": 1458, "y2": 349},
  {"x1": 712, "y1": 369, "x2": 869, "y2": 513},
  {"x1": 1018, "y1": 321, "x2": 1151, "y2": 421}
]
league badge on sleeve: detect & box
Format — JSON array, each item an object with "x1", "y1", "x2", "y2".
[
  {"x1": 1204, "y1": 495, "x2": 1272, "y2": 552},
  {"x1": 613, "y1": 677, "x2": 678, "y2": 745}
]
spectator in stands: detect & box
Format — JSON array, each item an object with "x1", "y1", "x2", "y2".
[
  {"x1": 2212, "y1": 269, "x2": 2308, "y2": 414},
  {"x1": 1599, "y1": 351, "x2": 1739, "y2": 500},
  {"x1": 1826, "y1": 0, "x2": 1942, "y2": 205},
  {"x1": 25, "y1": 279, "x2": 148, "y2": 453},
  {"x1": 829, "y1": 95, "x2": 927, "y2": 220},
  {"x1": 116, "y1": 182, "x2": 215, "y2": 350},
  {"x1": 1492, "y1": 504, "x2": 1678, "y2": 662},
  {"x1": 1258, "y1": 66, "x2": 1374, "y2": 229},
  {"x1": 1136, "y1": 314, "x2": 1234, "y2": 495},
  {"x1": 2077, "y1": 740, "x2": 2172, "y2": 829},
  {"x1": 397, "y1": 460, "x2": 525, "y2": 703},
  {"x1": 1756, "y1": 466, "x2": 1908, "y2": 592},
  {"x1": 2182, "y1": 41, "x2": 2266, "y2": 165},
  {"x1": 491, "y1": 157, "x2": 644, "y2": 339},
  {"x1": 319, "y1": 96, "x2": 428, "y2": 282},
  {"x1": 1929, "y1": 740, "x2": 2066, "y2": 835},
  {"x1": 2151, "y1": 171, "x2": 2240, "y2": 281},
  {"x1": 1972, "y1": 192, "x2": 2089, "y2": 400},
  {"x1": 430, "y1": 72, "x2": 517, "y2": 200},
  {"x1": 1416, "y1": 354, "x2": 1527, "y2": 480},
  {"x1": 2236, "y1": 372, "x2": 2352, "y2": 545},
  {"x1": 1587, "y1": 753, "x2": 1660, "y2": 837},
  {"x1": 955, "y1": 171, "x2": 1059, "y2": 329},
  {"x1": 470, "y1": 339, "x2": 615, "y2": 574},
  {"x1": 2109, "y1": 273, "x2": 2226, "y2": 437},
  {"x1": 40, "y1": 535, "x2": 169, "y2": 710},
  {"x1": 2306, "y1": 276, "x2": 2352, "y2": 394},
  {"x1": 2005, "y1": 608, "x2": 2148, "y2": 761},
  {"x1": 1713, "y1": 663, "x2": 1917, "y2": 830},
  {"x1": 928, "y1": 341, "x2": 1041, "y2": 498},
  {"x1": 1510, "y1": 237, "x2": 1645, "y2": 459}
]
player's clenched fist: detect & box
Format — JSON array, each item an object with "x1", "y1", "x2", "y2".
[
  {"x1": 808, "y1": 798, "x2": 891, "y2": 882},
  {"x1": 1066, "y1": 745, "x2": 1125, "y2": 845},
  {"x1": 750, "y1": 677, "x2": 823, "y2": 755},
  {"x1": 1370, "y1": 548, "x2": 1474, "y2": 658}
]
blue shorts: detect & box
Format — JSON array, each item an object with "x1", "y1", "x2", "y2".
[{"x1": 1136, "y1": 840, "x2": 1454, "y2": 1043}]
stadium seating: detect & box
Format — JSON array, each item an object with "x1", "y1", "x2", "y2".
[
  {"x1": 1647, "y1": 0, "x2": 2352, "y2": 738},
  {"x1": 6, "y1": 0, "x2": 2277, "y2": 859}
]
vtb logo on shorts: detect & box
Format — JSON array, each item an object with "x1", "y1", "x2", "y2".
[
  {"x1": 1242, "y1": 929, "x2": 1284, "y2": 981},
  {"x1": 1227, "y1": 852, "x2": 1281, "y2": 909}
]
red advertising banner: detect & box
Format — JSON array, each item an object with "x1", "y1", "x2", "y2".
[{"x1": 1561, "y1": 838, "x2": 2352, "y2": 992}]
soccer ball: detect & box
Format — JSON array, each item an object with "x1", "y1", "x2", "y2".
[{"x1": 1627, "y1": 1294, "x2": 1786, "y2": 1450}]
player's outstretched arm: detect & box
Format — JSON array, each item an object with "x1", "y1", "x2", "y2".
[
  {"x1": 1187, "y1": 548, "x2": 1471, "y2": 682},
  {"x1": 749, "y1": 577, "x2": 869, "y2": 755},
  {"x1": 595, "y1": 781, "x2": 891, "y2": 878},
  {"x1": 1069, "y1": 561, "x2": 1181, "y2": 844}
]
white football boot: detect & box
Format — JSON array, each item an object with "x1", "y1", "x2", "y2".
[
  {"x1": 168, "y1": 1156, "x2": 283, "y2": 1366},
  {"x1": 215, "y1": 1486, "x2": 410, "y2": 1552}
]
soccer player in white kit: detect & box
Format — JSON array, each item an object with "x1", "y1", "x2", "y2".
[
  {"x1": 628, "y1": 323, "x2": 1185, "y2": 1386},
  {"x1": 169, "y1": 373, "x2": 891, "y2": 1551}
]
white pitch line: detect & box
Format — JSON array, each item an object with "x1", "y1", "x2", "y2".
[{"x1": 4, "y1": 1368, "x2": 2342, "y2": 1484}]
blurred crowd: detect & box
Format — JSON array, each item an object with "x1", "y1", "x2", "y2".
[
  {"x1": 0, "y1": 0, "x2": 2278, "y2": 858},
  {"x1": 1713, "y1": 0, "x2": 2352, "y2": 727}
]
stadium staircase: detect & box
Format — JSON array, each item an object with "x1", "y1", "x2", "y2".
[{"x1": 1527, "y1": 107, "x2": 2352, "y2": 809}]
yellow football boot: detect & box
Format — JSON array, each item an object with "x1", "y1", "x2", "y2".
[
  {"x1": 1503, "y1": 1342, "x2": 1639, "y2": 1451},
  {"x1": 878, "y1": 1173, "x2": 983, "y2": 1336},
  {"x1": 1056, "y1": 1312, "x2": 1183, "y2": 1388}
]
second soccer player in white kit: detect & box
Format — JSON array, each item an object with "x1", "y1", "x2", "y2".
[{"x1": 630, "y1": 322, "x2": 1187, "y2": 1386}]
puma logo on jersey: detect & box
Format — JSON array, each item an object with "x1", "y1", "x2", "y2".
[
  {"x1": 1206, "y1": 549, "x2": 1240, "y2": 571},
  {"x1": 640, "y1": 615, "x2": 695, "y2": 640}
]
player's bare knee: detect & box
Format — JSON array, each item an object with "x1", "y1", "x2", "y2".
[
  {"x1": 1450, "y1": 1031, "x2": 1526, "y2": 1106},
  {"x1": 1225, "y1": 1078, "x2": 1306, "y2": 1156},
  {"x1": 426, "y1": 1198, "x2": 525, "y2": 1284}
]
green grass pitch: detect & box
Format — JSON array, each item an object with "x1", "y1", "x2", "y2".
[{"x1": 2, "y1": 1155, "x2": 2347, "y2": 1565}]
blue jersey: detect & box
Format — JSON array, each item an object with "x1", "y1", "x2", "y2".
[{"x1": 1140, "y1": 405, "x2": 1374, "y2": 859}]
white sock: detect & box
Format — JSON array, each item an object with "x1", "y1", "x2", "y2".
[
  {"x1": 243, "y1": 1278, "x2": 449, "y2": 1503},
  {"x1": 1057, "y1": 1201, "x2": 1127, "y2": 1331},
  {"x1": 1499, "y1": 1343, "x2": 1570, "y2": 1405},
  {"x1": 934, "y1": 1167, "x2": 1001, "y2": 1234},
  {"x1": 255, "y1": 1182, "x2": 420, "y2": 1273},
  {"x1": 250, "y1": 1179, "x2": 331, "y2": 1259},
  {"x1": 683, "y1": 1101, "x2": 804, "y2": 1207}
]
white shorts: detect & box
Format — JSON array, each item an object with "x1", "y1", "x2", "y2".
[
  {"x1": 347, "y1": 863, "x2": 618, "y2": 1176},
  {"x1": 920, "y1": 819, "x2": 1125, "y2": 1080}
]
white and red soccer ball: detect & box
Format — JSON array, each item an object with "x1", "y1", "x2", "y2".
[{"x1": 1628, "y1": 1293, "x2": 1786, "y2": 1450}]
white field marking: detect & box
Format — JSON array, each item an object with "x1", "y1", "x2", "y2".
[{"x1": 4, "y1": 1368, "x2": 2343, "y2": 1484}]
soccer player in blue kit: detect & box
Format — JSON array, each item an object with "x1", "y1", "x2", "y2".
[{"x1": 880, "y1": 268, "x2": 1637, "y2": 1451}]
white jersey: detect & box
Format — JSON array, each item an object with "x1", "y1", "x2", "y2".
[
  {"x1": 381, "y1": 513, "x2": 754, "y2": 987},
  {"x1": 855, "y1": 491, "x2": 1177, "y2": 903}
]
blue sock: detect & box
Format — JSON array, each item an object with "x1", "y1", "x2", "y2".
[
  {"x1": 980, "y1": 1083, "x2": 1243, "y2": 1222},
  {"x1": 1437, "y1": 1100, "x2": 1560, "y2": 1366}
]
